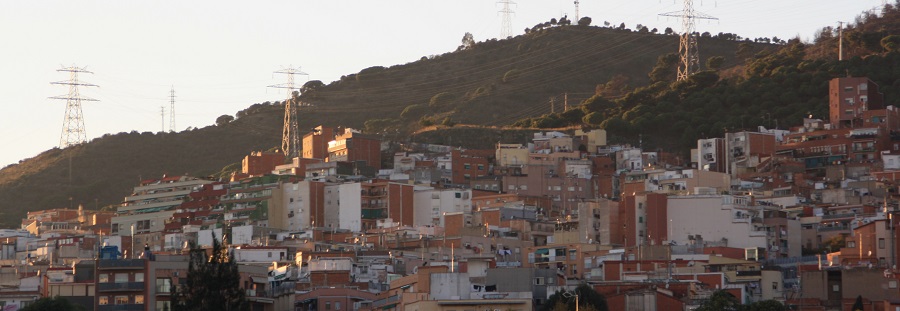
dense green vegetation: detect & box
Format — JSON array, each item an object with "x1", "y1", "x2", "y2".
[{"x1": 515, "y1": 4, "x2": 900, "y2": 155}]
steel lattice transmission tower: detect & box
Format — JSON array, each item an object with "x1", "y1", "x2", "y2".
[
  {"x1": 498, "y1": 0, "x2": 516, "y2": 38},
  {"x1": 50, "y1": 66, "x2": 98, "y2": 148},
  {"x1": 659, "y1": 0, "x2": 718, "y2": 81},
  {"x1": 574, "y1": 0, "x2": 580, "y2": 22},
  {"x1": 169, "y1": 86, "x2": 176, "y2": 132},
  {"x1": 269, "y1": 67, "x2": 308, "y2": 159}
]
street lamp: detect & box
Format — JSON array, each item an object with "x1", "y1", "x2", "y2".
[{"x1": 563, "y1": 290, "x2": 579, "y2": 311}]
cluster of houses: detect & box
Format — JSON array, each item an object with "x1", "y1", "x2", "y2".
[{"x1": 1, "y1": 76, "x2": 899, "y2": 310}]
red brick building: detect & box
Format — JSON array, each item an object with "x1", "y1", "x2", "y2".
[
  {"x1": 241, "y1": 150, "x2": 285, "y2": 176},
  {"x1": 327, "y1": 128, "x2": 382, "y2": 169},
  {"x1": 829, "y1": 77, "x2": 885, "y2": 129},
  {"x1": 302, "y1": 125, "x2": 335, "y2": 160}
]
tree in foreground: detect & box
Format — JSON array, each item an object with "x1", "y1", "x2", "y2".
[
  {"x1": 20, "y1": 297, "x2": 85, "y2": 311},
  {"x1": 171, "y1": 234, "x2": 247, "y2": 311},
  {"x1": 540, "y1": 284, "x2": 609, "y2": 311}
]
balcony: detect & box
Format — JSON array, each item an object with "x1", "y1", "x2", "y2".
[
  {"x1": 98, "y1": 282, "x2": 145, "y2": 292},
  {"x1": 98, "y1": 259, "x2": 145, "y2": 269},
  {"x1": 98, "y1": 304, "x2": 145, "y2": 311}
]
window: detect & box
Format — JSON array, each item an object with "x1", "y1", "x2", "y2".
[
  {"x1": 115, "y1": 296, "x2": 129, "y2": 305},
  {"x1": 477, "y1": 164, "x2": 484, "y2": 170},
  {"x1": 833, "y1": 284, "x2": 840, "y2": 292},
  {"x1": 99, "y1": 296, "x2": 109, "y2": 305},
  {"x1": 464, "y1": 164, "x2": 471, "y2": 169},
  {"x1": 115, "y1": 273, "x2": 129, "y2": 283},
  {"x1": 325, "y1": 302, "x2": 331, "y2": 310},
  {"x1": 135, "y1": 295, "x2": 144, "y2": 304},
  {"x1": 520, "y1": 185, "x2": 527, "y2": 190},
  {"x1": 772, "y1": 282, "x2": 778, "y2": 290},
  {"x1": 100, "y1": 274, "x2": 109, "y2": 283},
  {"x1": 880, "y1": 238, "x2": 885, "y2": 249},
  {"x1": 534, "y1": 277, "x2": 544, "y2": 285},
  {"x1": 156, "y1": 278, "x2": 172, "y2": 293},
  {"x1": 135, "y1": 273, "x2": 144, "y2": 282},
  {"x1": 335, "y1": 302, "x2": 341, "y2": 310},
  {"x1": 639, "y1": 216, "x2": 644, "y2": 223},
  {"x1": 156, "y1": 301, "x2": 171, "y2": 311}
]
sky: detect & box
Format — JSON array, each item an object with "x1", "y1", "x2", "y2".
[{"x1": 0, "y1": 0, "x2": 888, "y2": 169}]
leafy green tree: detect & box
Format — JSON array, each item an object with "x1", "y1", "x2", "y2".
[
  {"x1": 706, "y1": 56, "x2": 725, "y2": 70},
  {"x1": 744, "y1": 299, "x2": 786, "y2": 311},
  {"x1": 540, "y1": 284, "x2": 608, "y2": 311},
  {"x1": 171, "y1": 235, "x2": 247, "y2": 311},
  {"x1": 851, "y1": 295, "x2": 864, "y2": 311},
  {"x1": 696, "y1": 290, "x2": 740, "y2": 311},
  {"x1": 215, "y1": 115, "x2": 234, "y2": 126},
  {"x1": 648, "y1": 53, "x2": 679, "y2": 83},
  {"x1": 20, "y1": 297, "x2": 86, "y2": 311},
  {"x1": 882, "y1": 35, "x2": 900, "y2": 52}
]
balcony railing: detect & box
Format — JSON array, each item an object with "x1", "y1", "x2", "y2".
[
  {"x1": 98, "y1": 304, "x2": 145, "y2": 311},
  {"x1": 98, "y1": 282, "x2": 145, "y2": 292}
]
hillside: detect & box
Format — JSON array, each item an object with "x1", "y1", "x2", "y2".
[{"x1": 0, "y1": 20, "x2": 814, "y2": 228}]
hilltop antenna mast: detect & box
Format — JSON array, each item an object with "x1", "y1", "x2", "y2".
[
  {"x1": 169, "y1": 86, "x2": 176, "y2": 132},
  {"x1": 50, "y1": 66, "x2": 98, "y2": 148},
  {"x1": 574, "y1": 0, "x2": 580, "y2": 22},
  {"x1": 659, "y1": 0, "x2": 718, "y2": 81},
  {"x1": 269, "y1": 67, "x2": 308, "y2": 159},
  {"x1": 498, "y1": 0, "x2": 516, "y2": 38}
]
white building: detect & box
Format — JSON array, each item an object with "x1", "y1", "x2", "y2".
[
  {"x1": 668, "y1": 195, "x2": 769, "y2": 251},
  {"x1": 323, "y1": 183, "x2": 361, "y2": 232}
]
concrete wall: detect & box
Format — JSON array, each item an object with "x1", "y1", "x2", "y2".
[
  {"x1": 668, "y1": 196, "x2": 767, "y2": 250},
  {"x1": 429, "y1": 273, "x2": 472, "y2": 300}
]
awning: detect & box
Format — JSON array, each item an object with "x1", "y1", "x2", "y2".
[{"x1": 251, "y1": 276, "x2": 268, "y2": 283}]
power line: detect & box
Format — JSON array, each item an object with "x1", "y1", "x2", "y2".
[
  {"x1": 268, "y1": 67, "x2": 308, "y2": 159},
  {"x1": 50, "y1": 65, "x2": 98, "y2": 148},
  {"x1": 659, "y1": 0, "x2": 718, "y2": 81}
]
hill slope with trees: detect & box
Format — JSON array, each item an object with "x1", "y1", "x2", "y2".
[{"x1": 3, "y1": 6, "x2": 898, "y2": 228}]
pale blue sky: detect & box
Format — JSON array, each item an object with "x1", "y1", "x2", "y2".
[{"x1": 0, "y1": 0, "x2": 886, "y2": 168}]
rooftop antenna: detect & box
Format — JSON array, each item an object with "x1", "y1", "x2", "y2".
[
  {"x1": 50, "y1": 65, "x2": 98, "y2": 148},
  {"x1": 659, "y1": 0, "x2": 718, "y2": 80},
  {"x1": 269, "y1": 67, "x2": 309, "y2": 160},
  {"x1": 498, "y1": 0, "x2": 516, "y2": 38}
]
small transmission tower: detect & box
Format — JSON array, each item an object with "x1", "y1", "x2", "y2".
[
  {"x1": 659, "y1": 0, "x2": 718, "y2": 81},
  {"x1": 160, "y1": 106, "x2": 166, "y2": 132},
  {"x1": 169, "y1": 86, "x2": 176, "y2": 132},
  {"x1": 50, "y1": 66, "x2": 98, "y2": 148},
  {"x1": 269, "y1": 67, "x2": 308, "y2": 159},
  {"x1": 498, "y1": 0, "x2": 516, "y2": 38},
  {"x1": 574, "y1": 0, "x2": 580, "y2": 22}
]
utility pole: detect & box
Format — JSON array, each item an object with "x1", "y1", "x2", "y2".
[
  {"x1": 269, "y1": 67, "x2": 308, "y2": 160},
  {"x1": 50, "y1": 66, "x2": 98, "y2": 148},
  {"x1": 659, "y1": 0, "x2": 718, "y2": 81},
  {"x1": 169, "y1": 86, "x2": 176, "y2": 132},
  {"x1": 498, "y1": 0, "x2": 516, "y2": 38},
  {"x1": 160, "y1": 106, "x2": 166, "y2": 132},
  {"x1": 837, "y1": 21, "x2": 844, "y2": 61}
]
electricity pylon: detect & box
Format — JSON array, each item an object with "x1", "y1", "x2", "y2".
[
  {"x1": 659, "y1": 0, "x2": 718, "y2": 81},
  {"x1": 269, "y1": 67, "x2": 308, "y2": 159},
  {"x1": 498, "y1": 0, "x2": 516, "y2": 38},
  {"x1": 50, "y1": 66, "x2": 98, "y2": 148},
  {"x1": 169, "y1": 86, "x2": 176, "y2": 132}
]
